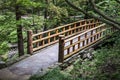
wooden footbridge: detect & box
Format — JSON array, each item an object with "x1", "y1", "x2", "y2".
[
  {"x1": 27, "y1": 19, "x2": 116, "y2": 63},
  {"x1": 0, "y1": 19, "x2": 117, "y2": 80}
]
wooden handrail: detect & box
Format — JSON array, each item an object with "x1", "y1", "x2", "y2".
[
  {"x1": 58, "y1": 24, "x2": 116, "y2": 63},
  {"x1": 65, "y1": 24, "x2": 106, "y2": 43},
  {"x1": 32, "y1": 19, "x2": 94, "y2": 37},
  {"x1": 32, "y1": 22, "x2": 101, "y2": 44},
  {"x1": 64, "y1": 29, "x2": 107, "y2": 50},
  {"x1": 27, "y1": 19, "x2": 101, "y2": 54}
]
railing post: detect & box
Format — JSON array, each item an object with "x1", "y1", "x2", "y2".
[
  {"x1": 90, "y1": 30, "x2": 93, "y2": 42},
  {"x1": 58, "y1": 35, "x2": 65, "y2": 63},
  {"x1": 27, "y1": 30, "x2": 33, "y2": 55}
]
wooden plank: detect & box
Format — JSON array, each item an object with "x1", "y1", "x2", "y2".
[{"x1": 48, "y1": 32, "x2": 50, "y2": 43}]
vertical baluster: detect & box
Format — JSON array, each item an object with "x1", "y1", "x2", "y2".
[
  {"x1": 83, "y1": 41, "x2": 85, "y2": 47},
  {"x1": 89, "y1": 20, "x2": 91, "y2": 29},
  {"x1": 53, "y1": 36, "x2": 56, "y2": 41},
  {"x1": 78, "y1": 36, "x2": 80, "y2": 49},
  {"x1": 80, "y1": 27, "x2": 82, "y2": 32},
  {"x1": 97, "y1": 34, "x2": 99, "y2": 39},
  {"x1": 100, "y1": 26, "x2": 103, "y2": 37},
  {"x1": 69, "y1": 26, "x2": 72, "y2": 35},
  {"x1": 73, "y1": 45, "x2": 75, "y2": 51},
  {"x1": 63, "y1": 27, "x2": 65, "y2": 36},
  {"x1": 36, "y1": 42, "x2": 39, "y2": 48},
  {"x1": 70, "y1": 40, "x2": 73, "y2": 52},
  {"x1": 95, "y1": 29, "x2": 98, "y2": 40},
  {"x1": 48, "y1": 32, "x2": 50, "y2": 43},
  {"x1": 56, "y1": 29, "x2": 58, "y2": 40},
  {"x1": 98, "y1": 27, "x2": 101, "y2": 38},
  {"x1": 94, "y1": 34, "x2": 96, "y2": 41},
  {"x1": 85, "y1": 33, "x2": 89, "y2": 45},
  {"x1": 70, "y1": 40, "x2": 73, "y2": 45},
  {"x1": 36, "y1": 36, "x2": 40, "y2": 47},
  {"x1": 67, "y1": 48, "x2": 70, "y2": 54},
  {"x1": 90, "y1": 30, "x2": 93, "y2": 42},
  {"x1": 85, "y1": 33, "x2": 88, "y2": 45},
  {"x1": 87, "y1": 20, "x2": 89, "y2": 29},
  {"x1": 42, "y1": 40, "x2": 45, "y2": 45},
  {"x1": 40, "y1": 35, "x2": 42, "y2": 46},
  {"x1": 100, "y1": 32, "x2": 102, "y2": 37},
  {"x1": 81, "y1": 21, "x2": 85, "y2": 30},
  {"x1": 79, "y1": 22, "x2": 81, "y2": 31},
  {"x1": 82, "y1": 21, "x2": 85, "y2": 31},
  {"x1": 85, "y1": 21, "x2": 87, "y2": 30},
  {"x1": 85, "y1": 33, "x2": 87, "y2": 38},
  {"x1": 67, "y1": 26, "x2": 69, "y2": 36},
  {"x1": 74, "y1": 23, "x2": 77, "y2": 33}
]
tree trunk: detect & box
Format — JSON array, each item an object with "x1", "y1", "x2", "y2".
[
  {"x1": 44, "y1": 0, "x2": 48, "y2": 31},
  {"x1": 84, "y1": 1, "x2": 89, "y2": 19},
  {"x1": 15, "y1": 6, "x2": 24, "y2": 56}
]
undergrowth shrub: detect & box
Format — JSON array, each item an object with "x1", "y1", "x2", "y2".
[
  {"x1": 70, "y1": 32, "x2": 120, "y2": 80},
  {"x1": 29, "y1": 68, "x2": 82, "y2": 80}
]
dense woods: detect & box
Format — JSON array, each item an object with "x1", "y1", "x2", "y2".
[{"x1": 0, "y1": 0, "x2": 120, "y2": 80}]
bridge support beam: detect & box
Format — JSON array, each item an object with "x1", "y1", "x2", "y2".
[{"x1": 58, "y1": 35, "x2": 65, "y2": 63}]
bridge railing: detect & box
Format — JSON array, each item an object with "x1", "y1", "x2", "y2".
[
  {"x1": 27, "y1": 19, "x2": 101, "y2": 54},
  {"x1": 58, "y1": 24, "x2": 117, "y2": 63}
]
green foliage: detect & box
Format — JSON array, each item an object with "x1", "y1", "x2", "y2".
[
  {"x1": 29, "y1": 68, "x2": 82, "y2": 80},
  {"x1": 0, "y1": 12, "x2": 16, "y2": 55},
  {"x1": 0, "y1": 42, "x2": 9, "y2": 55},
  {"x1": 0, "y1": 0, "x2": 45, "y2": 57},
  {"x1": 70, "y1": 32, "x2": 120, "y2": 80},
  {"x1": 93, "y1": 48, "x2": 120, "y2": 80},
  {"x1": 96, "y1": 0, "x2": 120, "y2": 20},
  {"x1": 46, "y1": 3, "x2": 68, "y2": 28}
]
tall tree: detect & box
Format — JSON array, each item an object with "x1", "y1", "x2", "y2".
[
  {"x1": 15, "y1": 5, "x2": 24, "y2": 56},
  {"x1": 44, "y1": 0, "x2": 49, "y2": 31},
  {"x1": 0, "y1": 0, "x2": 41, "y2": 56},
  {"x1": 65, "y1": 0, "x2": 120, "y2": 29}
]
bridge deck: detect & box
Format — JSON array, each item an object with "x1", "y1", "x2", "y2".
[
  {"x1": 10, "y1": 43, "x2": 59, "y2": 75},
  {"x1": 0, "y1": 43, "x2": 59, "y2": 80}
]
